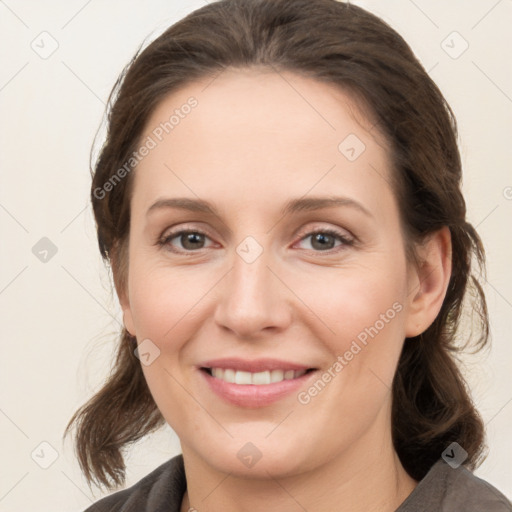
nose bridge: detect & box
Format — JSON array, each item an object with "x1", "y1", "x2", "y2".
[
  {"x1": 232, "y1": 243, "x2": 272, "y2": 302},
  {"x1": 213, "y1": 234, "x2": 290, "y2": 337}
]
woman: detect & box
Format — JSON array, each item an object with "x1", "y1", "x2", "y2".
[{"x1": 65, "y1": 0, "x2": 512, "y2": 510}]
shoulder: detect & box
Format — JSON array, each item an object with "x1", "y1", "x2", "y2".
[
  {"x1": 398, "y1": 459, "x2": 512, "y2": 512},
  {"x1": 442, "y1": 462, "x2": 512, "y2": 511},
  {"x1": 82, "y1": 454, "x2": 186, "y2": 512}
]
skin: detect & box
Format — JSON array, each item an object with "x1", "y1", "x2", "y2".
[{"x1": 119, "y1": 67, "x2": 452, "y2": 512}]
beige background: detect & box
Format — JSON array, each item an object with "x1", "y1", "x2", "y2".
[{"x1": 0, "y1": 0, "x2": 511, "y2": 510}]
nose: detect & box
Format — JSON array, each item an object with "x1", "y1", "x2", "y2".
[{"x1": 213, "y1": 244, "x2": 292, "y2": 340}]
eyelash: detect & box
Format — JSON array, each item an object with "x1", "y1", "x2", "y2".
[{"x1": 157, "y1": 226, "x2": 354, "y2": 255}]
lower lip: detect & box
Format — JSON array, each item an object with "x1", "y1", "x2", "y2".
[{"x1": 199, "y1": 368, "x2": 317, "y2": 408}]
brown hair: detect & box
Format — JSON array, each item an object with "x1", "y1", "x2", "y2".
[{"x1": 65, "y1": 0, "x2": 489, "y2": 490}]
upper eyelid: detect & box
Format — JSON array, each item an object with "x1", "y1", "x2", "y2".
[
  {"x1": 160, "y1": 224, "x2": 215, "y2": 241},
  {"x1": 295, "y1": 224, "x2": 353, "y2": 240},
  {"x1": 160, "y1": 222, "x2": 352, "y2": 238}
]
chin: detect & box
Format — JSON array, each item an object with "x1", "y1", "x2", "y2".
[{"x1": 193, "y1": 435, "x2": 313, "y2": 479}]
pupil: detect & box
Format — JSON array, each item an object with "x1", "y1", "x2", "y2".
[
  {"x1": 183, "y1": 232, "x2": 204, "y2": 249},
  {"x1": 313, "y1": 233, "x2": 333, "y2": 250}
]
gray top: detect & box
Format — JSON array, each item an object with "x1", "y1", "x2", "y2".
[{"x1": 84, "y1": 454, "x2": 512, "y2": 511}]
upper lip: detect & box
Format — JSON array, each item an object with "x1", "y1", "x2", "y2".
[{"x1": 199, "y1": 358, "x2": 316, "y2": 373}]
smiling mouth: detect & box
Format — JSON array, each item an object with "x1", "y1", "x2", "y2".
[{"x1": 200, "y1": 367, "x2": 316, "y2": 385}]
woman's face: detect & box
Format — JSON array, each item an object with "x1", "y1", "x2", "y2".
[{"x1": 121, "y1": 68, "x2": 427, "y2": 477}]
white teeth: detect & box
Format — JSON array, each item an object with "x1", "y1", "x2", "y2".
[
  {"x1": 223, "y1": 368, "x2": 236, "y2": 383},
  {"x1": 235, "y1": 371, "x2": 252, "y2": 385},
  {"x1": 208, "y1": 368, "x2": 307, "y2": 385},
  {"x1": 284, "y1": 370, "x2": 295, "y2": 380},
  {"x1": 252, "y1": 371, "x2": 271, "y2": 385},
  {"x1": 212, "y1": 368, "x2": 223, "y2": 379},
  {"x1": 270, "y1": 369, "x2": 284, "y2": 383}
]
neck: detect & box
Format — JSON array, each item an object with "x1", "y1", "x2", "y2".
[{"x1": 179, "y1": 422, "x2": 417, "y2": 512}]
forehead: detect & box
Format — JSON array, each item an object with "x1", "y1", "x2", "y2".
[{"x1": 131, "y1": 67, "x2": 393, "y2": 216}]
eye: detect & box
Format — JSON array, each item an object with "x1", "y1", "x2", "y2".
[
  {"x1": 158, "y1": 229, "x2": 215, "y2": 253},
  {"x1": 157, "y1": 226, "x2": 354, "y2": 255},
  {"x1": 295, "y1": 228, "x2": 354, "y2": 252}
]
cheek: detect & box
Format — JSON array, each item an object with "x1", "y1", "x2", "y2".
[
  {"x1": 127, "y1": 252, "x2": 212, "y2": 339},
  {"x1": 284, "y1": 262, "x2": 407, "y2": 399},
  {"x1": 289, "y1": 264, "x2": 406, "y2": 342}
]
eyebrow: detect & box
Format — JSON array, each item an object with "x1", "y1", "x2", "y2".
[{"x1": 146, "y1": 195, "x2": 373, "y2": 219}]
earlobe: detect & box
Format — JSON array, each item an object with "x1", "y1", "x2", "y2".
[
  {"x1": 122, "y1": 310, "x2": 136, "y2": 337},
  {"x1": 118, "y1": 286, "x2": 136, "y2": 337},
  {"x1": 404, "y1": 226, "x2": 452, "y2": 338}
]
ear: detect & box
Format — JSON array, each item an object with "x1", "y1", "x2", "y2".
[
  {"x1": 110, "y1": 241, "x2": 136, "y2": 337},
  {"x1": 119, "y1": 289, "x2": 136, "y2": 338},
  {"x1": 404, "y1": 226, "x2": 452, "y2": 338}
]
